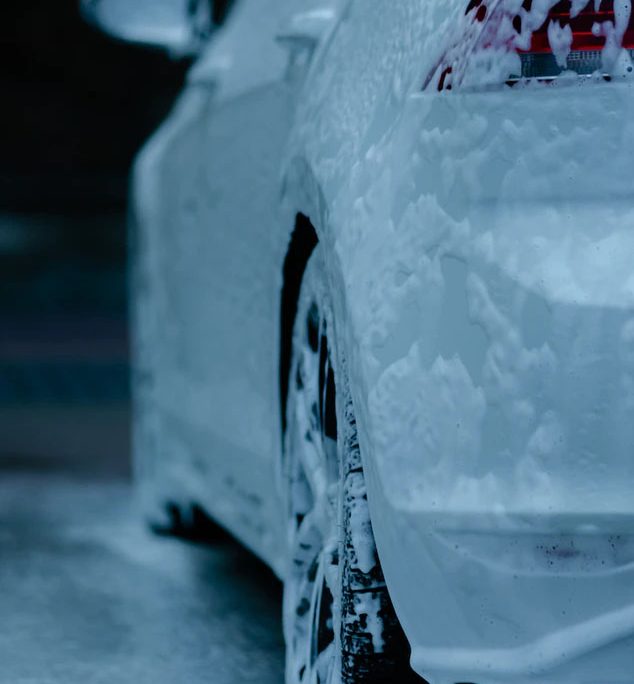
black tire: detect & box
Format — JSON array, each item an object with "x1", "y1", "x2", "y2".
[{"x1": 283, "y1": 248, "x2": 424, "y2": 684}]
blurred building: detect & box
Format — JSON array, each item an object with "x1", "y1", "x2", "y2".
[{"x1": 0, "y1": 0, "x2": 189, "y2": 465}]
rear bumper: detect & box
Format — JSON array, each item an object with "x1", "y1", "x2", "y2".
[
  {"x1": 404, "y1": 514, "x2": 634, "y2": 684},
  {"x1": 366, "y1": 250, "x2": 634, "y2": 682},
  {"x1": 368, "y1": 258, "x2": 634, "y2": 683},
  {"x1": 342, "y1": 82, "x2": 634, "y2": 683}
]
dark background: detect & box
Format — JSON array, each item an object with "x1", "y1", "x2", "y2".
[{"x1": 0, "y1": 0, "x2": 190, "y2": 473}]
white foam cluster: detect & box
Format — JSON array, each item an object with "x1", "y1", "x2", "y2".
[{"x1": 428, "y1": 0, "x2": 633, "y2": 90}]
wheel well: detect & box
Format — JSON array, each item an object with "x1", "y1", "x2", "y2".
[{"x1": 279, "y1": 213, "x2": 318, "y2": 433}]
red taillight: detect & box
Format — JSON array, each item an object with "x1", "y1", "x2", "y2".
[{"x1": 426, "y1": 0, "x2": 634, "y2": 91}]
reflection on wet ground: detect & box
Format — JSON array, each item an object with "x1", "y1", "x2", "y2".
[{"x1": 0, "y1": 469, "x2": 285, "y2": 684}]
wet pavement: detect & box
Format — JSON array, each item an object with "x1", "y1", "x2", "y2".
[
  {"x1": 0, "y1": 394, "x2": 285, "y2": 684},
  {"x1": 0, "y1": 420, "x2": 285, "y2": 684}
]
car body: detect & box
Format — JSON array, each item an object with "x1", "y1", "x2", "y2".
[{"x1": 126, "y1": 0, "x2": 634, "y2": 682}]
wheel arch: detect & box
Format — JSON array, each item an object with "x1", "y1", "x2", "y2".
[
  {"x1": 279, "y1": 212, "x2": 319, "y2": 434},
  {"x1": 278, "y1": 155, "x2": 338, "y2": 434},
  {"x1": 278, "y1": 209, "x2": 424, "y2": 684}
]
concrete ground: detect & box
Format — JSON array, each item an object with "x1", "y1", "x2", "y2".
[{"x1": 0, "y1": 405, "x2": 285, "y2": 684}]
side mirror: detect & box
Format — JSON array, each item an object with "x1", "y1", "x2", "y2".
[{"x1": 80, "y1": 0, "x2": 213, "y2": 57}]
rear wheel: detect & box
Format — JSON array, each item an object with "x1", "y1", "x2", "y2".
[{"x1": 283, "y1": 248, "x2": 423, "y2": 684}]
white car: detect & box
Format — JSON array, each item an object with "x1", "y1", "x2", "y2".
[{"x1": 85, "y1": 1, "x2": 634, "y2": 682}]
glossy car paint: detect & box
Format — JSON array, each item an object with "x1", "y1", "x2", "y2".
[{"x1": 132, "y1": 0, "x2": 634, "y2": 681}]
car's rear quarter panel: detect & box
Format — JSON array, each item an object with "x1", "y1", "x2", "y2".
[{"x1": 287, "y1": 1, "x2": 634, "y2": 681}]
